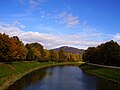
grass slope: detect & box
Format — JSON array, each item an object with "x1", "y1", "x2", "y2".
[
  {"x1": 79, "y1": 63, "x2": 120, "y2": 84},
  {"x1": 0, "y1": 61, "x2": 82, "y2": 90}
]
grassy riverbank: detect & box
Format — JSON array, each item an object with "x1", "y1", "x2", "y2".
[
  {"x1": 0, "y1": 61, "x2": 83, "y2": 90},
  {"x1": 79, "y1": 63, "x2": 120, "y2": 84}
]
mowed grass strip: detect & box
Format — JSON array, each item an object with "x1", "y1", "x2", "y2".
[{"x1": 79, "y1": 63, "x2": 120, "y2": 84}]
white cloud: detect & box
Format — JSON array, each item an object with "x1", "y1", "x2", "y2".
[
  {"x1": 113, "y1": 33, "x2": 120, "y2": 44},
  {"x1": 113, "y1": 33, "x2": 120, "y2": 40},
  {"x1": 0, "y1": 21, "x2": 26, "y2": 29},
  {"x1": 19, "y1": 0, "x2": 47, "y2": 13},
  {"x1": 12, "y1": 21, "x2": 26, "y2": 28},
  {"x1": 19, "y1": 1, "x2": 79, "y2": 29},
  {"x1": 58, "y1": 11, "x2": 80, "y2": 28},
  {"x1": 20, "y1": 0, "x2": 46, "y2": 6},
  {"x1": 19, "y1": 25, "x2": 26, "y2": 28},
  {"x1": 0, "y1": 22, "x2": 115, "y2": 49}
]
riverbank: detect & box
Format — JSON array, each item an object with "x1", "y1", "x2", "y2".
[
  {"x1": 0, "y1": 61, "x2": 83, "y2": 90},
  {"x1": 79, "y1": 63, "x2": 120, "y2": 84}
]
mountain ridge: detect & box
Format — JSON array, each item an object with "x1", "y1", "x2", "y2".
[{"x1": 52, "y1": 46, "x2": 84, "y2": 54}]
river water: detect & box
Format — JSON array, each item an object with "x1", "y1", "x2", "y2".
[{"x1": 7, "y1": 66, "x2": 120, "y2": 90}]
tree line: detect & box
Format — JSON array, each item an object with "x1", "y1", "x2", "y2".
[
  {"x1": 0, "y1": 33, "x2": 82, "y2": 62},
  {"x1": 82, "y1": 40, "x2": 120, "y2": 66}
]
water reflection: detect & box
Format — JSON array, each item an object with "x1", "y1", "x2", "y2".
[
  {"x1": 7, "y1": 66, "x2": 120, "y2": 90},
  {"x1": 7, "y1": 68, "x2": 47, "y2": 90}
]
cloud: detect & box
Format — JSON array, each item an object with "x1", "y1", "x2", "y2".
[
  {"x1": 0, "y1": 22, "x2": 115, "y2": 49},
  {"x1": 12, "y1": 21, "x2": 26, "y2": 28},
  {"x1": 29, "y1": 0, "x2": 40, "y2": 8},
  {"x1": 0, "y1": 22, "x2": 58, "y2": 49},
  {"x1": 19, "y1": 0, "x2": 47, "y2": 13},
  {"x1": 113, "y1": 33, "x2": 120, "y2": 44},
  {"x1": 0, "y1": 21, "x2": 26, "y2": 29},
  {"x1": 19, "y1": 0, "x2": 46, "y2": 6},
  {"x1": 19, "y1": 1, "x2": 79, "y2": 29},
  {"x1": 58, "y1": 11, "x2": 80, "y2": 28},
  {"x1": 113, "y1": 33, "x2": 120, "y2": 40}
]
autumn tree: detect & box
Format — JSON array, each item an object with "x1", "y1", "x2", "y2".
[
  {"x1": 58, "y1": 49, "x2": 67, "y2": 62},
  {"x1": 0, "y1": 33, "x2": 11, "y2": 61},
  {"x1": 0, "y1": 33, "x2": 27, "y2": 62},
  {"x1": 49, "y1": 50, "x2": 59, "y2": 62},
  {"x1": 0, "y1": 33, "x2": 83, "y2": 62},
  {"x1": 10, "y1": 36, "x2": 28, "y2": 61},
  {"x1": 44, "y1": 49, "x2": 50, "y2": 61},
  {"x1": 26, "y1": 43, "x2": 45, "y2": 61}
]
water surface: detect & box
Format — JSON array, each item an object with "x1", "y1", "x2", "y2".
[{"x1": 7, "y1": 66, "x2": 120, "y2": 90}]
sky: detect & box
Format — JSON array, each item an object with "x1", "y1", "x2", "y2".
[{"x1": 0, "y1": 0, "x2": 120, "y2": 49}]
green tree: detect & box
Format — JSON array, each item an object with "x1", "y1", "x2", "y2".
[{"x1": 82, "y1": 40, "x2": 120, "y2": 66}]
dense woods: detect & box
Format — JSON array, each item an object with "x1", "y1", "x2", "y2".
[
  {"x1": 0, "y1": 33, "x2": 82, "y2": 62},
  {"x1": 1, "y1": 33, "x2": 120, "y2": 66},
  {"x1": 82, "y1": 40, "x2": 120, "y2": 66}
]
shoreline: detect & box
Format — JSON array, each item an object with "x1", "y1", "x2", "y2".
[
  {"x1": 79, "y1": 63, "x2": 120, "y2": 84},
  {"x1": 0, "y1": 62, "x2": 83, "y2": 90}
]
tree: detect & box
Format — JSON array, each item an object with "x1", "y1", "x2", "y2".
[
  {"x1": 0, "y1": 33, "x2": 27, "y2": 62},
  {"x1": 0, "y1": 33, "x2": 84, "y2": 62},
  {"x1": 10, "y1": 36, "x2": 28, "y2": 61},
  {"x1": 65, "y1": 52, "x2": 71, "y2": 62},
  {"x1": 82, "y1": 47, "x2": 96, "y2": 63},
  {"x1": 44, "y1": 49, "x2": 50, "y2": 61},
  {"x1": 26, "y1": 43, "x2": 44, "y2": 61},
  {"x1": 49, "y1": 50, "x2": 58, "y2": 62},
  {"x1": 74, "y1": 54, "x2": 82, "y2": 62},
  {"x1": 58, "y1": 49, "x2": 66, "y2": 62},
  {"x1": 0, "y1": 33, "x2": 11, "y2": 61},
  {"x1": 82, "y1": 40, "x2": 120, "y2": 66}
]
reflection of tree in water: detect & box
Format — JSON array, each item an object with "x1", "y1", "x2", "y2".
[{"x1": 6, "y1": 67, "x2": 48, "y2": 90}]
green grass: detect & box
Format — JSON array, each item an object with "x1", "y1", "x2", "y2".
[
  {"x1": 0, "y1": 61, "x2": 83, "y2": 90},
  {"x1": 79, "y1": 63, "x2": 120, "y2": 84}
]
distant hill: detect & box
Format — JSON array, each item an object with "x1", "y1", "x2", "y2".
[{"x1": 52, "y1": 46, "x2": 84, "y2": 54}]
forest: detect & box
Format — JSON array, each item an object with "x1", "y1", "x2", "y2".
[
  {"x1": 1, "y1": 33, "x2": 120, "y2": 67},
  {"x1": 0, "y1": 33, "x2": 82, "y2": 62},
  {"x1": 82, "y1": 40, "x2": 120, "y2": 66}
]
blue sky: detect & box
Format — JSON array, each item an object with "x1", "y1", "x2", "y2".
[{"x1": 0, "y1": 0, "x2": 120, "y2": 49}]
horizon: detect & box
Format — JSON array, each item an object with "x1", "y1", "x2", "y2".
[
  {"x1": 0, "y1": 0, "x2": 120, "y2": 49},
  {"x1": 1, "y1": 33, "x2": 119, "y2": 50}
]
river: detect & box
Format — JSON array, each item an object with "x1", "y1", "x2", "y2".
[{"x1": 7, "y1": 66, "x2": 120, "y2": 90}]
